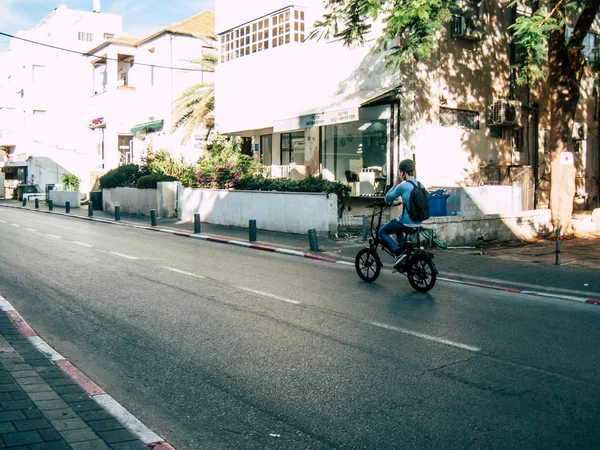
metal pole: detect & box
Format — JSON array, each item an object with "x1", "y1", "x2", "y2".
[
  {"x1": 362, "y1": 215, "x2": 368, "y2": 241},
  {"x1": 48, "y1": 200, "x2": 53, "y2": 211},
  {"x1": 88, "y1": 202, "x2": 93, "y2": 217},
  {"x1": 22, "y1": 197, "x2": 26, "y2": 207},
  {"x1": 35, "y1": 198, "x2": 39, "y2": 209},
  {"x1": 194, "y1": 213, "x2": 201, "y2": 233},
  {"x1": 555, "y1": 227, "x2": 561, "y2": 265},
  {"x1": 308, "y1": 228, "x2": 319, "y2": 252},
  {"x1": 115, "y1": 205, "x2": 121, "y2": 221},
  {"x1": 249, "y1": 219, "x2": 257, "y2": 242},
  {"x1": 65, "y1": 201, "x2": 70, "y2": 214},
  {"x1": 150, "y1": 209, "x2": 157, "y2": 227}
]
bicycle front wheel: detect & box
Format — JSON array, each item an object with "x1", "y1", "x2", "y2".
[
  {"x1": 406, "y1": 254, "x2": 436, "y2": 292},
  {"x1": 355, "y1": 248, "x2": 381, "y2": 283}
]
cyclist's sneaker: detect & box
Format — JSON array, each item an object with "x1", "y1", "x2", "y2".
[{"x1": 393, "y1": 253, "x2": 407, "y2": 269}]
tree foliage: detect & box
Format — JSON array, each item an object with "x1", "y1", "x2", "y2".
[
  {"x1": 311, "y1": 0, "x2": 453, "y2": 67},
  {"x1": 171, "y1": 34, "x2": 217, "y2": 144}
]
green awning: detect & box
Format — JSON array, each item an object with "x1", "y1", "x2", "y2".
[{"x1": 130, "y1": 119, "x2": 164, "y2": 134}]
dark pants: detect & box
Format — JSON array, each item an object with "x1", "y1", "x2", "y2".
[{"x1": 378, "y1": 218, "x2": 414, "y2": 255}]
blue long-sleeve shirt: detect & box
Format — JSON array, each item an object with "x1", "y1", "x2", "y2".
[{"x1": 384, "y1": 179, "x2": 421, "y2": 226}]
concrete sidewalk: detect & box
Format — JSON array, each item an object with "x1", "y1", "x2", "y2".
[{"x1": 3, "y1": 199, "x2": 599, "y2": 302}]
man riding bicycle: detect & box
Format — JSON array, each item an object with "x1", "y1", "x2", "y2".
[{"x1": 378, "y1": 159, "x2": 423, "y2": 269}]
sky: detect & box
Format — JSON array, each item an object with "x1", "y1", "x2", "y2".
[{"x1": 0, "y1": 0, "x2": 215, "y2": 50}]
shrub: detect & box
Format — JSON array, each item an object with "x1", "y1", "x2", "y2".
[
  {"x1": 99, "y1": 164, "x2": 146, "y2": 189},
  {"x1": 61, "y1": 173, "x2": 80, "y2": 191},
  {"x1": 236, "y1": 175, "x2": 351, "y2": 218},
  {"x1": 137, "y1": 174, "x2": 178, "y2": 189}
]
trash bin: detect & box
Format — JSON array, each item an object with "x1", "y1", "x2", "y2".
[
  {"x1": 429, "y1": 191, "x2": 450, "y2": 217},
  {"x1": 90, "y1": 191, "x2": 103, "y2": 211},
  {"x1": 17, "y1": 185, "x2": 37, "y2": 201}
]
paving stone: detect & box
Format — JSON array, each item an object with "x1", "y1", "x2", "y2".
[
  {"x1": 22, "y1": 384, "x2": 53, "y2": 394},
  {"x1": 70, "y1": 401, "x2": 102, "y2": 412},
  {"x1": 13, "y1": 418, "x2": 52, "y2": 432},
  {"x1": 17, "y1": 376, "x2": 45, "y2": 386},
  {"x1": 2, "y1": 430, "x2": 44, "y2": 447},
  {"x1": 0, "y1": 410, "x2": 26, "y2": 422},
  {"x1": 29, "y1": 391, "x2": 62, "y2": 402},
  {"x1": 29, "y1": 441, "x2": 72, "y2": 449},
  {"x1": 7, "y1": 390, "x2": 30, "y2": 401},
  {"x1": 39, "y1": 428, "x2": 63, "y2": 442},
  {"x1": 70, "y1": 439, "x2": 111, "y2": 449},
  {"x1": 45, "y1": 379, "x2": 75, "y2": 387},
  {"x1": 23, "y1": 408, "x2": 45, "y2": 419},
  {"x1": 53, "y1": 384, "x2": 85, "y2": 395},
  {"x1": 27, "y1": 359, "x2": 54, "y2": 368},
  {"x1": 6, "y1": 369, "x2": 37, "y2": 378},
  {"x1": 59, "y1": 427, "x2": 101, "y2": 443},
  {"x1": 60, "y1": 392, "x2": 92, "y2": 404},
  {"x1": 78, "y1": 409, "x2": 113, "y2": 422},
  {"x1": 87, "y1": 419, "x2": 124, "y2": 433},
  {"x1": 50, "y1": 417, "x2": 88, "y2": 431},
  {"x1": 34, "y1": 399, "x2": 69, "y2": 411},
  {"x1": 0, "y1": 399, "x2": 35, "y2": 411},
  {"x1": 97, "y1": 429, "x2": 139, "y2": 444},
  {"x1": 0, "y1": 421, "x2": 16, "y2": 434},
  {"x1": 0, "y1": 384, "x2": 22, "y2": 393},
  {"x1": 109, "y1": 441, "x2": 149, "y2": 450}
]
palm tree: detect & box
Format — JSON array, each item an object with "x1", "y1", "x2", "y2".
[{"x1": 171, "y1": 36, "x2": 217, "y2": 144}]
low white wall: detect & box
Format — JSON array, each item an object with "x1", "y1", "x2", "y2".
[
  {"x1": 49, "y1": 190, "x2": 81, "y2": 208},
  {"x1": 423, "y1": 210, "x2": 553, "y2": 246},
  {"x1": 179, "y1": 188, "x2": 338, "y2": 234},
  {"x1": 103, "y1": 187, "x2": 159, "y2": 216},
  {"x1": 102, "y1": 182, "x2": 178, "y2": 218}
]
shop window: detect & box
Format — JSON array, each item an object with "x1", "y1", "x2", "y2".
[
  {"x1": 281, "y1": 132, "x2": 305, "y2": 165},
  {"x1": 260, "y1": 134, "x2": 272, "y2": 166},
  {"x1": 118, "y1": 135, "x2": 133, "y2": 165}
]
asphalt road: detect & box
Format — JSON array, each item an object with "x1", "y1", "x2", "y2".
[{"x1": 0, "y1": 207, "x2": 599, "y2": 450}]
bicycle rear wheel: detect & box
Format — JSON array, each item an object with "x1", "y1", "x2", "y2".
[
  {"x1": 355, "y1": 248, "x2": 381, "y2": 282},
  {"x1": 406, "y1": 254, "x2": 436, "y2": 292}
]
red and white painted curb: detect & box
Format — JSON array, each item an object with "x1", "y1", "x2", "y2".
[
  {"x1": 0, "y1": 295, "x2": 176, "y2": 450},
  {"x1": 438, "y1": 277, "x2": 600, "y2": 304}
]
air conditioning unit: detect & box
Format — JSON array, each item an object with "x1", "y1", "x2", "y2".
[
  {"x1": 452, "y1": 14, "x2": 482, "y2": 41},
  {"x1": 489, "y1": 100, "x2": 522, "y2": 126},
  {"x1": 572, "y1": 122, "x2": 587, "y2": 140}
]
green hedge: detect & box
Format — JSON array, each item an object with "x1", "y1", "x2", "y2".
[
  {"x1": 99, "y1": 164, "x2": 147, "y2": 189},
  {"x1": 137, "y1": 174, "x2": 178, "y2": 189}
]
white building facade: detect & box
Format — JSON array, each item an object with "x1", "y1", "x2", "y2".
[
  {"x1": 85, "y1": 10, "x2": 216, "y2": 189},
  {"x1": 0, "y1": 5, "x2": 215, "y2": 198},
  {"x1": 0, "y1": 4, "x2": 123, "y2": 198}
]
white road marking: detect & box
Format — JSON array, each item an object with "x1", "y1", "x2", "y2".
[
  {"x1": 26, "y1": 228, "x2": 37, "y2": 232},
  {"x1": 368, "y1": 321, "x2": 481, "y2": 353},
  {"x1": 11, "y1": 224, "x2": 20, "y2": 228},
  {"x1": 46, "y1": 234, "x2": 61, "y2": 239},
  {"x1": 93, "y1": 394, "x2": 163, "y2": 444},
  {"x1": 0, "y1": 220, "x2": 6, "y2": 223},
  {"x1": 110, "y1": 252, "x2": 138, "y2": 260},
  {"x1": 238, "y1": 287, "x2": 301, "y2": 305},
  {"x1": 72, "y1": 241, "x2": 93, "y2": 248},
  {"x1": 161, "y1": 266, "x2": 205, "y2": 279}
]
